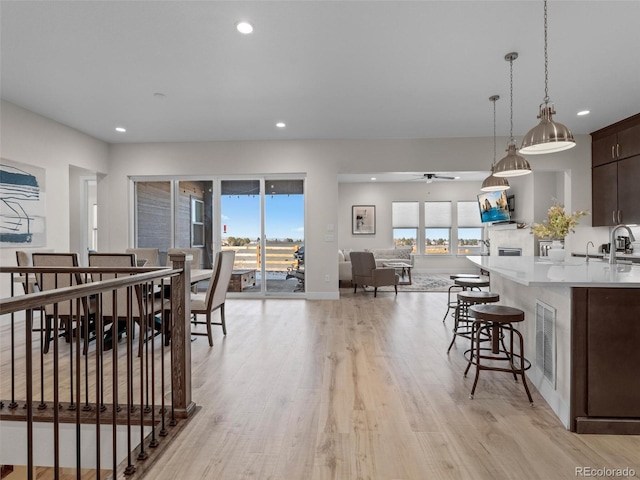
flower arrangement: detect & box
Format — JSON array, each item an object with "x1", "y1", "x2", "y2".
[{"x1": 531, "y1": 203, "x2": 588, "y2": 240}]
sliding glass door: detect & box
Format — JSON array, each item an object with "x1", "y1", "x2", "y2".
[
  {"x1": 133, "y1": 179, "x2": 213, "y2": 268},
  {"x1": 133, "y1": 175, "x2": 304, "y2": 296},
  {"x1": 264, "y1": 179, "x2": 304, "y2": 293},
  {"x1": 220, "y1": 177, "x2": 305, "y2": 296}
]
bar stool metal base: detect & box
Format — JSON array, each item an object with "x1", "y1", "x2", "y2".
[
  {"x1": 466, "y1": 304, "x2": 534, "y2": 406},
  {"x1": 447, "y1": 291, "x2": 499, "y2": 354},
  {"x1": 442, "y1": 274, "x2": 482, "y2": 323}
]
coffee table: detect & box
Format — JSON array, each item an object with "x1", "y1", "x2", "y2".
[{"x1": 382, "y1": 262, "x2": 413, "y2": 285}]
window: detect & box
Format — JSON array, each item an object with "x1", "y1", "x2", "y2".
[
  {"x1": 457, "y1": 201, "x2": 483, "y2": 255},
  {"x1": 191, "y1": 197, "x2": 204, "y2": 247},
  {"x1": 392, "y1": 202, "x2": 418, "y2": 252},
  {"x1": 424, "y1": 201, "x2": 451, "y2": 254}
]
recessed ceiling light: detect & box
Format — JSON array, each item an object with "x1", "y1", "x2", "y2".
[
  {"x1": 577, "y1": 110, "x2": 590, "y2": 116},
  {"x1": 236, "y1": 21, "x2": 254, "y2": 34},
  {"x1": 276, "y1": 122, "x2": 286, "y2": 128},
  {"x1": 371, "y1": 177, "x2": 377, "y2": 181},
  {"x1": 115, "y1": 127, "x2": 126, "y2": 133}
]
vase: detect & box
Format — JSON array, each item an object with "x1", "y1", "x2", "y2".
[{"x1": 547, "y1": 239, "x2": 565, "y2": 262}]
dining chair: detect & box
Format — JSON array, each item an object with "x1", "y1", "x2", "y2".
[
  {"x1": 89, "y1": 252, "x2": 169, "y2": 355},
  {"x1": 168, "y1": 247, "x2": 203, "y2": 293},
  {"x1": 16, "y1": 250, "x2": 38, "y2": 294},
  {"x1": 31, "y1": 252, "x2": 93, "y2": 354},
  {"x1": 168, "y1": 247, "x2": 202, "y2": 269},
  {"x1": 16, "y1": 250, "x2": 47, "y2": 335},
  {"x1": 125, "y1": 248, "x2": 160, "y2": 267},
  {"x1": 190, "y1": 250, "x2": 235, "y2": 346}
]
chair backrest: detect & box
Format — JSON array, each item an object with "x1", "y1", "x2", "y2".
[
  {"x1": 15, "y1": 250, "x2": 37, "y2": 294},
  {"x1": 32, "y1": 253, "x2": 82, "y2": 315},
  {"x1": 205, "y1": 251, "x2": 236, "y2": 311},
  {"x1": 168, "y1": 248, "x2": 202, "y2": 269},
  {"x1": 350, "y1": 251, "x2": 377, "y2": 284},
  {"x1": 16, "y1": 250, "x2": 30, "y2": 267},
  {"x1": 88, "y1": 253, "x2": 142, "y2": 318},
  {"x1": 125, "y1": 248, "x2": 160, "y2": 267}
]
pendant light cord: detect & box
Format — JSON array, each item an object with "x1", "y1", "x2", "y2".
[
  {"x1": 543, "y1": 0, "x2": 550, "y2": 104},
  {"x1": 493, "y1": 98, "x2": 497, "y2": 165},
  {"x1": 509, "y1": 55, "x2": 514, "y2": 144}
]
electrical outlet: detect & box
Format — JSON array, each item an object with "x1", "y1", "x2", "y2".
[{"x1": 324, "y1": 274, "x2": 330, "y2": 282}]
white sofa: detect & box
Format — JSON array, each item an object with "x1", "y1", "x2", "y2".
[{"x1": 339, "y1": 246, "x2": 413, "y2": 283}]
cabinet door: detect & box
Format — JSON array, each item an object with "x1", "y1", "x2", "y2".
[
  {"x1": 617, "y1": 123, "x2": 640, "y2": 160},
  {"x1": 617, "y1": 156, "x2": 640, "y2": 224},
  {"x1": 592, "y1": 132, "x2": 617, "y2": 167},
  {"x1": 587, "y1": 288, "x2": 640, "y2": 418},
  {"x1": 591, "y1": 162, "x2": 618, "y2": 226}
]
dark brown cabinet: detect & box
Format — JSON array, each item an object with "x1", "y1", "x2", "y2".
[
  {"x1": 592, "y1": 157, "x2": 640, "y2": 226},
  {"x1": 572, "y1": 287, "x2": 640, "y2": 433},
  {"x1": 591, "y1": 113, "x2": 640, "y2": 226}
]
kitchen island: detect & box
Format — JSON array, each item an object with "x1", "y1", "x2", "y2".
[{"x1": 467, "y1": 255, "x2": 640, "y2": 434}]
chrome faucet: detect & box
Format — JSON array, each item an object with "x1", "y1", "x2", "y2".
[
  {"x1": 609, "y1": 225, "x2": 636, "y2": 264},
  {"x1": 586, "y1": 241, "x2": 595, "y2": 263}
]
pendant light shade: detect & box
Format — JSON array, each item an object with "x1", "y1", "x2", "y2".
[
  {"x1": 493, "y1": 52, "x2": 531, "y2": 178},
  {"x1": 520, "y1": 0, "x2": 575, "y2": 155},
  {"x1": 520, "y1": 104, "x2": 575, "y2": 154},
  {"x1": 493, "y1": 144, "x2": 531, "y2": 177},
  {"x1": 481, "y1": 95, "x2": 510, "y2": 192},
  {"x1": 481, "y1": 166, "x2": 511, "y2": 191}
]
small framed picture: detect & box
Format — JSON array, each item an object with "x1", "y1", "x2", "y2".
[{"x1": 352, "y1": 205, "x2": 375, "y2": 235}]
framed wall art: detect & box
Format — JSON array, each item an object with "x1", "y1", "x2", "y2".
[
  {"x1": 1, "y1": 158, "x2": 47, "y2": 247},
  {"x1": 352, "y1": 205, "x2": 375, "y2": 235}
]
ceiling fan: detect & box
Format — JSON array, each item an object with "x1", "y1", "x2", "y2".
[{"x1": 414, "y1": 173, "x2": 457, "y2": 183}]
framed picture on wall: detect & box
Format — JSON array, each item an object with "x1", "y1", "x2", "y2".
[{"x1": 352, "y1": 205, "x2": 375, "y2": 235}]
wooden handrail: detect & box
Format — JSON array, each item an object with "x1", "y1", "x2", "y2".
[{"x1": 0, "y1": 267, "x2": 179, "y2": 316}]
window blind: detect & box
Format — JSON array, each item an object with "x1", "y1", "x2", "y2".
[
  {"x1": 392, "y1": 202, "x2": 419, "y2": 228},
  {"x1": 424, "y1": 201, "x2": 452, "y2": 227}
]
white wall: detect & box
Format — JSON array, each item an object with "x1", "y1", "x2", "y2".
[{"x1": 0, "y1": 100, "x2": 109, "y2": 268}]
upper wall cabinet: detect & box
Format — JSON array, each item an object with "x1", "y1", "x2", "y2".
[
  {"x1": 592, "y1": 114, "x2": 640, "y2": 167},
  {"x1": 591, "y1": 113, "x2": 640, "y2": 226}
]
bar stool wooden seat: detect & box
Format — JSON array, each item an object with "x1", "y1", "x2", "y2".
[
  {"x1": 442, "y1": 274, "x2": 480, "y2": 323},
  {"x1": 465, "y1": 304, "x2": 534, "y2": 405},
  {"x1": 447, "y1": 291, "x2": 499, "y2": 353},
  {"x1": 454, "y1": 277, "x2": 490, "y2": 290}
]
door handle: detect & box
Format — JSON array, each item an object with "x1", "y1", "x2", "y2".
[
  {"x1": 613, "y1": 211, "x2": 617, "y2": 224},
  {"x1": 617, "y1": 144, "x2": 620, "y2": 158},
  {"x1": 612, "y1": 145, "x2": 615, "y2": 159},
  {"x1": 618, "y1": 210, "x2": 622, "y2": 223}
]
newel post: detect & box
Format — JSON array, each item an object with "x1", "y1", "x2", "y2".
[{"x1": 169, "y1": 253, "x2": 195, "y2": 418}]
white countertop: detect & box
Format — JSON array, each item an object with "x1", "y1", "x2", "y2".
[{"x1": 467, "y1": 256, "x2": 640, "y2": 288}]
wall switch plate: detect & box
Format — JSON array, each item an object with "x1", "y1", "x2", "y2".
[
  {"x1": 324, "y1": 274, "x2": 330, "y2": 282},
  {"x1": 324, "y1": 234, "x2": 334, "y2": 242}
]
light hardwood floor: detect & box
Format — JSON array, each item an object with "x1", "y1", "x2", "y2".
[{"x1": 141, "y1": 292, "x2": 639, "y2": 480}]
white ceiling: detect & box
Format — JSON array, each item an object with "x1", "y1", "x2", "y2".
[{"x1": 2, "y1": 0, "x2": 639, "y2": 148}]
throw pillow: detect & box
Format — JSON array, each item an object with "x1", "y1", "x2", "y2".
[
  {"x1": 338, "y1": 250, "x2": 345, "y2": 262},
  {"x1": 396, "y1": 247, "x2": 411, "y2": 260}
]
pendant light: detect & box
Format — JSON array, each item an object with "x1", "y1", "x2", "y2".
[
  {"x1": 520, "y1": 0, "x2": 575, "y2": 154},
  {"x1": 481, "y1": 95, "x2": 510, "y2": 192},
  {"x1": 494, "y1": 52, "x2": 531, "y2": 177}
]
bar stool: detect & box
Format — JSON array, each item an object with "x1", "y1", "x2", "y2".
[
  {"x1": 447, "y1": 291, "x2": 499, "y2": 353},
  {"x1": 465, "y1": 304, "x2": 534, "y2": 405},
  {"x1": 441, "y1": 274, "x2": 481, "y2": 323}
]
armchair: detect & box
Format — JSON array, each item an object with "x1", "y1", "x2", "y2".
[{"x1": 350, "y1": 251, "x2": 399, "y2": 297}]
